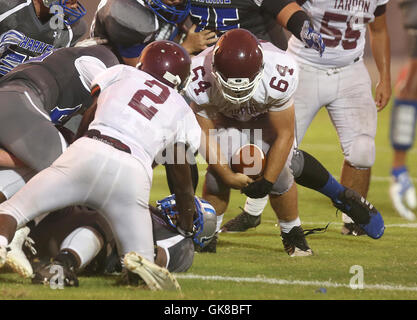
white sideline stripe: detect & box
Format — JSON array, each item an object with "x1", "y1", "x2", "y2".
[
  {"x1": 175, "y1": 274, "x2": 417, "y2": 292},
  {"x1": 264, "y1": 220, "x2": 417, "y2": 228}
]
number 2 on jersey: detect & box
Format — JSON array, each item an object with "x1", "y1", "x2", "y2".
[{"x1": 128, "y1": 80, "x2": 170, "y2": 120}]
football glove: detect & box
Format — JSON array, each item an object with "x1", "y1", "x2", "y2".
[
  {"x1": 300, "y1": 21, "x2": 325, "y2": 57},
  {"x1": 241, "y1": 177, "x2": 274, "y2": 199}
]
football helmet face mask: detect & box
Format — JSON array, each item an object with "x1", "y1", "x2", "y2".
[
  {"x1": 212, "y1": 29, "x2": 264, "y2": 104},
  {"x1": 137, "y1": 40, "x2": 191, "y2": 92},
  {"x1": 144, "y1": 0, "x2": 191, "y2": 24},
  {"x1": 156, "y1": 195, "x2": 217, "y2": 248},
  {"x1": 43, "y1": 0, "x2": 86, "y2": 25}
]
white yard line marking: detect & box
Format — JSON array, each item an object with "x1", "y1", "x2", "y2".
[
  {"x1": 263, "y1": 220, "x2": 417, "y2": 228},
  {"x1": 175, "y1": 274, "x2": 417, "y2": 292}
]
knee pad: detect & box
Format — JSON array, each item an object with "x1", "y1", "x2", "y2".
[
  {"x1": 390, "y1": 99, "x2": 417, "y2": 151},
  {"x1": 346, "y1": 135, "x2": 375, "y2": 168},
  {"x1": 270, "y1": 165, "x2": 294, "y2": 195},
  {"x1": 290, "y1": 149, "x2": 304, "y2": 179}
]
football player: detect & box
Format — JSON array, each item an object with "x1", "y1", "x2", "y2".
[
  {"x1": 389, "y1": 0, "x2": 417, "y2": 221},
  {"x1": 0, "y1": 0, "x2": 88, "y2": 77},
  {"x1": 187, "y1": 29, "x2": 313, "y2": 257},
  {"x1": 0, "y1": 44, "x2": 120, "y2": 204},
  {"x1": 25, "y1": 196, "x2": 216, "y2": 287},
  {"x1": 186, "y1": 30, "x2": 385, "y2": 256},
  {"x1": 189, "y1": 0, "x2": 325, "y2": 54},
  {"x1": 91, "y1": 0, "x2": 217, "y2": 66},
  {"x1": 0, "y1": 40, "x2": 201, "y2": 291},
  {"x1": 284, "y1": 0, "x2": 391, "y2": 235},
  {"x1": 228, "y1": 0, "x2": 390, "y2": 236}
]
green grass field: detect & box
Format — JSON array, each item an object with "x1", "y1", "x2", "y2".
[{"x1": 1, "y1": 99, "x2": 416, "y2": 301}]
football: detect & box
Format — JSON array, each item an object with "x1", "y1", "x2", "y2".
[{"x1": 230, "y1": 144, "x2": 266, "y2": 179}]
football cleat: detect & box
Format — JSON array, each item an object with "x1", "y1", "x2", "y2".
[
  {"x1": 341, "y1": 222, "x2": 366, "y2": 236},
  {"x1": 32, "y1": 260, "x2": 79, "y2": 287},
  {"x1": 334, "y1": 188, "x2": 385, "y2": 239},
  {"x1": 6, "y1": 226, "x2": 37, "y2": 278},
  {"x1": 280, "y1": 226, "x2": 313, "y2": 257},
  {"x1": 390, "y1": 172, "x2": 416, "y2": 221},
  {"x1": 123, "y1": 252, "x2": 181, "y2": 291},
  {"x1": 220, "y1": 211, "x2": 261, "y2": 233}
]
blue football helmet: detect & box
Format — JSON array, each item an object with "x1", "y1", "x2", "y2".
[
  {"x1": 144, "y1": 0, "x2": 191, "y2": 24},
  {"x1": 43, "y1": 0, "x2": 87, "y2": 25},
  {"x1": 156, "y1": 195, "x2": 217, "y2": 247}
]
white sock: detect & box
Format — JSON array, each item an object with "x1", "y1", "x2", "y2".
[
  {"x1": 60, "y1": 227, "x2": 103, "y2": 269},
  {"x1": 244, "y1": 196, "x2": 268, "y2": 216},
  {"x1": 0, "y1": 235, "x2": 8, "y2": 247},
  {"x1": 216, "y1": 214, "x2": 224, "y2": 232},
  {"x1": 342, "y1": 213, "x2": 354, "y2": 224},
  {"x1": 279, "y1": 217, "x2": 301, "y2": 234}
]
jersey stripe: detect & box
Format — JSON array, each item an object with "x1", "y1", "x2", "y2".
[{"x1": 0, "y1": 0, "x2": 31, "y2": 23}]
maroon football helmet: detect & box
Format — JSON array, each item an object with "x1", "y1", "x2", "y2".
[
  {"x1": 138, "y1": 40, "x2": 191, "y2": 91},
  {"x1": 212, "y1": 29, "x2": 264, "y2": 104}
]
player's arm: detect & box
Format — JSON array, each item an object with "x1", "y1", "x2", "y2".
[
  {"x1": 241, "y1": 105, "x2": 295, "y2": 198},
  {"x1": 193, "y1": 104, "x2": 253, "y2": 189},
  {"x1": 262, "y1": 0, "x2": 325, "y2": 56},
  {"x1": 165, "y1": 143, "x2": 196, "y2": 234},
  {"x1": 264, "y1": 106, "x2": 295, "y2": 182},
  {"x1": 0, "y1": 149, "x2": 26, "y2": 168},
  {"x1": 74, "y1": 98, "x2": 98, "y2": 140},
  {"x1": 368, "y1": 7, "x2": 391, "y2": 111}
]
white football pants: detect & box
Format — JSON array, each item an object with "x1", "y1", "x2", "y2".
[{"x1": 0, "y1": 137, "x2": 155, "y2": 262}]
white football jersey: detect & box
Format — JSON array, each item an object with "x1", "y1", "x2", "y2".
[
  {"x1": 89, "y1": 65, "x2": 201, "y2": 177},
  {"x1": 287, "y1": 0, "x2": 389, "y2": 68},
  {"x1": 186, "y1": 41, "x2": 299, "y2": 122}
]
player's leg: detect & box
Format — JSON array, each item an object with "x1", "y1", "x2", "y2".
[
  {"x1": 329, "y1": 61, "x2": 381, "y2": 235},
  {"x1": 31, "y1": 208, "x2": 108, "y2": 286},
  {"x1": 269, "y1": 165, "x2": 312, "y2": 257},
  {"x1": 0, "y1": 142, "x2": 92, "y2": 276},
  {"x1": 389, "y1": 56, "x2": 417, "y2": 220},
  {"x1": 201, "y1": 126, "x2": 245, "y2": 235},
  {"x1": 200, "y1": 169, "x2": 231, "y2": 252},
  {"x1": 97, "y1": 150, "x2": 179, "y2": 291}
]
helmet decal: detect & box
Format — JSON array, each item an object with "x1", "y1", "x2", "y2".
[{"x1": 43, "y1": 0, "x2": 86, "y2": 25}]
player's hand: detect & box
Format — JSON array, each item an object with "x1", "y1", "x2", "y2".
[
  {"x1": 374, "y1": 78, "x2": 392, "y2": 111},
  {"x1": 224, "y1": 172, "x2": 254, "y2": 190},
  {"x1": 241, "y1": 177, "x2": 274, "y2": 199},
  {"x1": 300, "y1": 21, "x2": 325, "y2": 57},
  {"x1": 182, "y1": 24, "x2": 218, "y2": 55}
]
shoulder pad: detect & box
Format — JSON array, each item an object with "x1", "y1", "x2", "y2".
[
  {"x1": 259, "y1": 42, "x2": 299, "y2": 104},
  {"x1": 185, "y1": 48, "x2": 214, "y2": 106}
]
